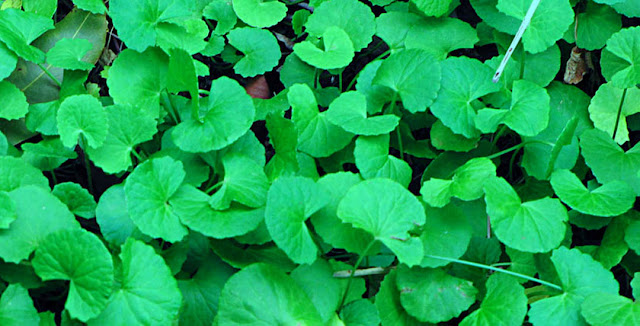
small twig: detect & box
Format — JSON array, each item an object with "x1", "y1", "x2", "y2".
[{"x1": 333, "y1": 267, "x2": 388, "y2": 278}]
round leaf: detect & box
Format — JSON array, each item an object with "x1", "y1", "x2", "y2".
[
  {"x1": 460, "y1": 274, "x2": 527, "y2": 326},
  {"x1": 57, "y1": 94, "x2": 108, "y2": 148},
  {"x1": 218, "y1": 263, "x2": 323, "y2": 324},
  {"x1": 173, "y1": 77, "x2": 255, "y2": 153},
  {"x1": 124, "y1": 156, "x2": 188, "y2": 242},
  {"x1": 421, "y1": 157, "x2": 496, "y2": 207},
  {"x1": 0, "y1": 284, "x2": 39, "y2": 325},
  {"x1": 0, "y1": 156, "x2": 49, "y2": 192},
  {"x1": 372, "y1": 49, "x2": 442, "y2": 113},
  {"x1": 52, "y1": 182, "x2": 96, "y2": 219},
  {"x1": 337, "y1": 178, "x2": 426, "y2": 266},
  {"x1": 354, "y1": 134, "x2": 412, "y2": 188},
  {"x1": 551, "y1": 169, "x2": 634, "y2": 217},
  {"x1": 232, "y1": 0, "x2": 287, "y2": 28},
  {"x1": 566, "y1": 1, "x2": 621, "y2": 51},
  {"x1": 0, "y1": 81, "x2": 28, "y2": 120},
  {"x1": 430, "y1": 56, "x2": 499, "y2": 138},
  {"x1": 582, "y1": 293, "x2": 640, "y2": 326},
  {"x1": 21, "y1": 138, "x2": 77, "y2": 171},
  {"x1": 72, "y1": 0, "x2": 106, "y2": 14},
  {"x1": 405, "y1": 17, "x2": 478, "y2": 60},
  {"x1": 411, "y1": 0, "x2": 454, "y2": 17},
  {"x1": 304, "y1": 0, "x2": 375, "y2": 51},
  {"x1": 227, "y1": 27, "x2": 281, "y2": 77},
  {"x1": 46, "y1": 38, "x2": 93, "y2": 70},
  {"x1": 588, "y1": 82, "x2": 640, "y2": 145},
  {"x1": 88, "y1": 239, "x2": 182, "y2": 325},
  {"x1": 95, "y1": 184, "x2": 145, "y2": 247},
  {"x1": 265, "y1": 176, "x2": 329, "y2": 264},
  {"x1": 32, "y1": 229, "x2": 113, "y2": 322},
  {"x1": 293, "y1": 26, "x2": 355, "y2": 70},
  {"x1": 375, "y1": 270, "x2": 425, "y2": 326},
  {"x1": 0, "y1": 192, "x2": 17, "y2": 229},
  {"x1": 326, "y1": 91, "x2": 399, "y2": 136},
  {"x1": 601, "y1": 26, "x2": 640, "y2": 89},
  {"x1": 396, "y1": 265, "x2": 477, "y2": 323},
  {"x1": 0, "y1": 186, "x2": 79, "y2": 264},
  {"x1": 210, "y1": 153, "x2": 269, "y2": 209},
  {"x1": 484, "y1": 177, "x2": 568, "y2": 253},
  {"x1": 420, "y1": 203, "x2": 472, "y2": 268},
  {"x1": 171, "y1": 185, "x2": 264, "y2": 239},
  {"x1": 0, "y1": 42, "x2": 18, "y2": 81},
  {"x1": 86, "y1": 104, "x2": 157, "y2": 174},
  {"x1": 0, "y1": 8, "x2": 53, "y2": 63},
  {"x1": 580, "y1": 128, "x2": 640, "y2": 195}
]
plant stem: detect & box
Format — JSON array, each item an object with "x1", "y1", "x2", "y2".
[
  {"x1": 161, "y1": 91, "x2": 180, "y2": 124},
  {"x1": 205, "y1": 181, "x2": 224, "y2": 194},
  {"x1": 345, "y1": 49, "x2": 391, "y2": 91},
  {"x1": 424, "y1": 254, "x2": 562, "y2": 290},
  {"x1": 389, "y1": 93, "x2": 404, "y2": 161},
  {"x1": 491, "y1": 125, "x2": 507, "y2": 145},
  {"x1": 338, "y1": 240, "x2": 377, "y2": 310},
  {"x1": 50, "y1": 170, "x2": 57, "y2": 185},
  {"x1": 314, "y1": 69, "x2": 320, "y2": 88},
  {"x1": 612, "y1": 88, "x2": 627, "y2": 141},
  {"x1": 486, "y1": 140, "x2": 553, "y2": 160},
  {"x1": 338, "y1": 70, "x2": 343, "y2": 91},
  {"x1": 508, "y1": 145, "x2": 522, "y2": 180},
  {"x1": 198, "y1": 89, "x2": 210, "y2": 95},
  {"x1": 80, "y1": 136, "x2": 94, "y2": 195},
  {"x1": 37, "y1": 63, "x2": 62, "y2": 87},
  {"x1": 131, "y1": 149, "x2": 144, "y2": 163}
]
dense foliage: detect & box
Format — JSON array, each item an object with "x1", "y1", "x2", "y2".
[{"x1": 0, "y1": 0, "x2": 639, "y2": 324}]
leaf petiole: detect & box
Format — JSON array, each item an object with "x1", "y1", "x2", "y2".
[
  {"x1": 338, "y1": 239, "x2": 377, "y2": 310},
  {"x1": 611, "y1": 88, "x2": 627, "y2": 141}
]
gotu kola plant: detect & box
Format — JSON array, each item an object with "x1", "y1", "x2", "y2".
[{"x1": 0, "y1": 0, "x2": 638, "y2": 325}]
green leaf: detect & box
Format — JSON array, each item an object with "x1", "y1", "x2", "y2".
[
  {"x1": 469, "y1": 0, "x2": 520, "y2": 35},
  {"x1": 375, "y1": 12, "x2": 423, "y2": 51},
  {"x1": 564, "y1": 1, "x2": 621, "y2": 50},
  {"x1": 0, "y1": 284, "x2": 40, "y2": 325},
  {"x1": 396, "y1": 265, "x2": 477, "y2": 323},
  {"x1": 421, "y1": 157, "x2": 496, "y2": 207},
  {"x1": 52, "y1": 182, "x2": 96, "y2": 219},
  {"x1": 46, "y1": 38, "x2": 93, "y2": 70},
  {"x1": 581, "y1": 293, "x2": 640, "y2": 326},
  {"x1": 57, "y1": 94, "x2": 108, "y2": 148},
  {"x1": 420, "y1": 203, "x2": 472, "y2": 267},
  {"x1": 0, "y1": 42, "x2": 18, "y2": 81},
  {"x1": 326, "y1": 91, "x2": 399, "y2": 136},
  {"x1": 21, "y1": 138, "x2": 77, "y2": 171},
  {"x1": 265, "y1": 176, "x2": 329, "y2": 264},
  {"x1": 0, "y1": 8, "x2": 53, "y2": 63},
  {"x1": 430, "y1": 119, "x2": 479, "y2": 152},
  {"x1": 476, "y1": 80, "x2": 550, "y2": 137},
  {"x1": 106, "y1": 48, "x2": 168, "y2": 114},
  {"x1": 405, "y1": 17, "x2": 478, "y2": 60},
  {"x1": 32, "y1": 229, "x2": 113, "y2": 322},
  {"x1": 354, "y1": 134, "x2": 412, "y2": 188},
  {"x1": 210, "y1": 153, "x2": 269, "y2": 209},
  {"x1": 497, "y1": 0, "x2": 574, "y2": 53},
  {"x1": 86, "y1": 104, "x2": 157, "y2": 174},
  {"x1": 372, "y1": 49, "x2": 441, "y2": 113},
  {"x1": 580, "y1": 128, "x2": 640, "y2": 195},
  {"x1": 550, "y1": 169, "x2": 634, "y2": 217},
  {"x1": 431, "y1": 56, "x2": 500, "y2": 138},
  {"x1": 203, "y1": 0, "x2": 237, "y2": 35},
  {"x1": 167, "y1": 48, "x2": 199, "y2": 116},
  {"x1": 232, "y1": 0, "x2": 286, "y2": 28},
  {"x1": 411, "y1": 0, "x2": 453, "y2": 17},
  {"x1": 592, "y1": 213, "x2": 632, "y2": 269},
  {"x1": 588, "y1": 83, "x2": 640, "y2": 145},
  {"x1": 340, "y1": 299, "x2": 380, "y2": 326},
  {"x1": 484, "y1": 177, "x2": 568, "y2": 253},
  {"x1": 304, "y1": 0, "x2": 375, "y2": 51},
  {"x1": 178, "y1": 256, "x2": 234, "y2": 326},
  {"x1": 95, "y1": 184, "x2": 146, "y2": 247},
  {"x1": 264, "y1": 114, "x2": 298, "y2": 179},
  {"x1": 612, "y1": 0, "x2": 640, "y2": 18},
  {"x1": 338, "y1": 178, "x2": 426, "y2": 266},
  {"x1": 124, "y1": 156, "x2": 188, "y2": 242},
  {"x1": 280, "y1": 54, "x2": 315, "y2": 88},
  {"x1": 460, "y1": 274, "x2": 527, "y2": 326},
  {"x1": 109, "y1": 0, "x2": 192, "y2": 51},
  {"x1": 528, "y1": 247, "x2": 619, "y2": 325},
  {"x1": 173, "y1": 77, "x2": 255, "y2": 153},
  {"x1": 522, "y1": 82, "x2": 592, "y2": 180},
  {"x1": 228, "y1": 27, "x2": 281, "y2": 77},
  {"x1": 310, "y1": 172, "x2": 376, "y2": 255},
  {"x1": 72, "y1": 0, "x2": 106, "y2": 14},
  {"x1": 23, "y1": 0, "x2": 57, "y2": 18},
  {"x1": 218, "y1": 263, "x2": 323, "y2": 324},
  {"x1": 293, "y1": 26, "x2": 355, "y2": 70},
  {"x1": 0, "y1": 186, "x2": 79, "y2": 263},
  {"x1": 289, "y1": 83, "x2": 354, "y2": 157},
  {"x1": 355, "y1": 60, "x2": 395, "y2": 115},
  {"x1": 156, "y1": 19, "x2": 208, "y2": 54},
  {"x1": 290, "y1": 260, "x2": 344, "y2": 323},
  {"x1": 171, "y1": 185, "x2": 264, "y2": 239},
  {"x1": 601, "y1": 26, "x2": 640, "y2": 89},
  {"x1": 0, "y1": 192, "x2": 16, "y2": 229},
  {"x1": 0, "y1": 156, "x2": 49, "y2": 192},
  {"x1": 375, "y1": 270, "x2": 426, "y2": 326},
  {"x1": 88, "y1": 239, "x2": 182, "y2": 325},
  {"x1": 0, "y1": 81, "x2": 28, "y2": 121}
]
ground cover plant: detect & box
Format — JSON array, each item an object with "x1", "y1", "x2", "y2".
[{"x1": 0, "y1": 0, "x2": 639, "y2": 324}]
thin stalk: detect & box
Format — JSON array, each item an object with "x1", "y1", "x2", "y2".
[
  {"x1": 80, "y1": 136, "x2": 94, "y2": 195},
  {"x1": 612, "y1": 88, "x2": 628, "y2": 141},
  {"x1": 131, "y1": 149, "x2": 144, "y2": 163},
  {"x1": 338, "y1": 70, "x2": 343, "y2": 91},
  {"x1": 492, "y1": 0, "x2": 542, "y2": 82},
  {"x1": 485, "y1": 140, "x2": 553, "y2": 160},
  {"x1": 314, "y1": 69, "x2": 320, "y2": 88},
  {"x1": 37, "y1": 63, "x2": 62, "y2": 87},
  {"x1": 491, "y1": 125, "x2": 507, "y2": 146},
  {"x1": 508, "y1": 145, "x2": 522, "y2": 180},
  {"x1": 206, "y1": 181, "x2": 224, "y2": 194},
  {"x1": 425, "y1": 254, "x2": 562, "y2": 290},
  {"x1": 338, "y1": 240, "x2": 377, "y2": 310},
  {"x1": 198, "y1": 89, "x2": 210, "y2": 95},
  {"x1": 161, "y1": 91, "x2": 180, "y2": 124},
  {"x1": 51, "y1": 170, "x2": 58, "y2": 185},
  {"x1": 389, "y1": 93, "x2": 404, "y2": 161}
]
